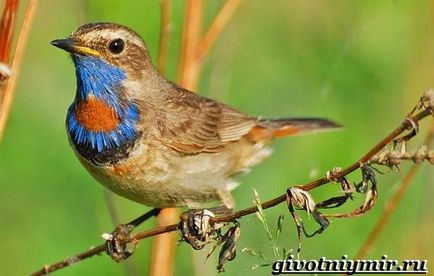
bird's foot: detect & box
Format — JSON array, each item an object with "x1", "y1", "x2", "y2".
[
  {"x1": 179, "y1": 206, "x2": 231, "y2": 250},
  {"x1": 103, "y1": 224, "x2": 137, "y2": 262},
  {"x1": 102, "y1": 208, "x2": 161, "y2": 261}
]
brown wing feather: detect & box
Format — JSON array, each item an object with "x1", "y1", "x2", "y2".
[{"x1": 155, "y1": 88, "x2": 256, "y2": 154}]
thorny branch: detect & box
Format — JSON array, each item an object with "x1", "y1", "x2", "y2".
[
  {"x1": 32, "y1": 90, "x2": 433, "y2": 275},
  {"x1": 356, "y1": 121, "x2": 434, "y2": 259}
]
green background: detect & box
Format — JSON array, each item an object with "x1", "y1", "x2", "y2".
[{"x1": 0, "y1": 0, "x2": 433, "y2": 275}]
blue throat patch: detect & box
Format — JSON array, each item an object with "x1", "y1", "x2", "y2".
[{"x1": 67, "y1": 55, "x2": 139, "y2": 152}]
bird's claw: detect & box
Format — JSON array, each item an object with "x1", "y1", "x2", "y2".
[
  {"x1": 179, "y1": 209, "x2": 221, "y2": 250},
  {"x1": 103, "y1": 224, "x2": 137, "y2": 262}
]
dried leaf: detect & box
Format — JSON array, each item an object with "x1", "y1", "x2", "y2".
[
  {"x1": 327, "y1": 165, "x2": 379, "y2": 218},
  {"x1": 287, "y1": 187, "x2": 316, "y2": 215},
  {"x1": 217, "y1": 224, "x2": 240, "y2": 272}
]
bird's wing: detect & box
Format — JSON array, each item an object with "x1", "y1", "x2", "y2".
[{"x1": 155, "y1": 89, "x2": 256, "y2": 154}]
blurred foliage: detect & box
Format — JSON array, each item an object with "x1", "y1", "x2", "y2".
[{"x1": 0, "y1": 0, "x2": 433, "y2": 275}]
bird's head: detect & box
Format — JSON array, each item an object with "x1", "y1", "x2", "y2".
[
  {"x1": 51, "y1": 22, "x2": 154, "y2": 80},
  {"x1": 51, "y1": 23, "x2": 153, "y2": 154}
]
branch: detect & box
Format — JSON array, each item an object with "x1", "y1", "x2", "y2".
[
  {"x1": 31, "y1": 224, "x2": 179, "y2": 276},
  {"x1": 150, "y1": 1, "x2": 241, "y2": 275},
  {"x1": 0, "y1": 0, "x2": 38, "y2": 142},
  {"x1": 212, "y1": 106, "x2": 433, "y2": 224},
  {"x1": 149, "y1": 2, "x2": 174, "y2": 276},
  {"x1": 355, "y1": 121, "x2": 434, "y2": 259},
  {"x1": 0, "y1": 0, "x2": 18, "y2": 65},
  {"x1": 196, "y1": 0, "x2": 242, "y2": 62},
  {"x1": 156, "y1": 0, "x2": 171, "y2": 75},
  {"x1": 149, "y1": 208, "x2": 178, "y2": 276},
  {"x1": 177, "y1": 0, "x2": 242, "y2": 90},
  {"x1": 177, "y1": 0, "x2": 203, "y2": 90},
  {"x1": 0, "y1": 0, "x2": 18, "y2": 116},
  {"x1": 31, "y1": 91, "x2": 433, "y2": 275}
]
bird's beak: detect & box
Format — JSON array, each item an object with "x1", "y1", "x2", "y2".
[{"x1": 51, "y1": 37, "x2": 101, "y2": 57}]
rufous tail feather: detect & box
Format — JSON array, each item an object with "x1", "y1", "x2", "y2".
[{"x1": 248, "y1": 118, "x2": 341, "y2": 142}]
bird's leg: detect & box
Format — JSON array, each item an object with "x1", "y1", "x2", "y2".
[
  {"x1": 104, "y1": 208, "x2": 161, "y2": 261},
  {"x1": 179, "y1": 206, "x2": 232, "y2": 250}
]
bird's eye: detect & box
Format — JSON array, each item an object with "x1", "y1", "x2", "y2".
[{"x1": 108, "y1": 39, "x2": 125, "y2": 54}]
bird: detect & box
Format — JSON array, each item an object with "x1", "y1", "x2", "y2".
[{"x1": 51, "y1": 22, "x2": 339, "y2": 210}]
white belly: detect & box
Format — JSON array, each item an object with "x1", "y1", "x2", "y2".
[{"x1": 76, "y1": 138, "x2": 271, "y2": 208}]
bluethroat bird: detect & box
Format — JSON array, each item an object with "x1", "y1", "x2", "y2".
[{"x1": 51, "y1": 23, "x2": 338, "y2": 249}]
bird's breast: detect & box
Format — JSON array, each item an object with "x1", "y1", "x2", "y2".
[
  {"x1": 66, "y1": 95, "x2": 141, "y2": 164},
  {"x1": 74, "y1": 95, "x2": 120, "y2": 132}
]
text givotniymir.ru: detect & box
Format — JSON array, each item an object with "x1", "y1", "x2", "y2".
[{"x1": 272, "y1": 255, "x2": 428, "y2": 275}]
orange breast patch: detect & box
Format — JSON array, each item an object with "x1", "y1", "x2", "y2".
[{"x1": 75, "y1": 96, "x2": 120, "y2": 132}]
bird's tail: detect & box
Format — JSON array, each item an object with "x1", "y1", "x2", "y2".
[{"x1": 248, "y1": 118, "x2": 341, "y2": 141}]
